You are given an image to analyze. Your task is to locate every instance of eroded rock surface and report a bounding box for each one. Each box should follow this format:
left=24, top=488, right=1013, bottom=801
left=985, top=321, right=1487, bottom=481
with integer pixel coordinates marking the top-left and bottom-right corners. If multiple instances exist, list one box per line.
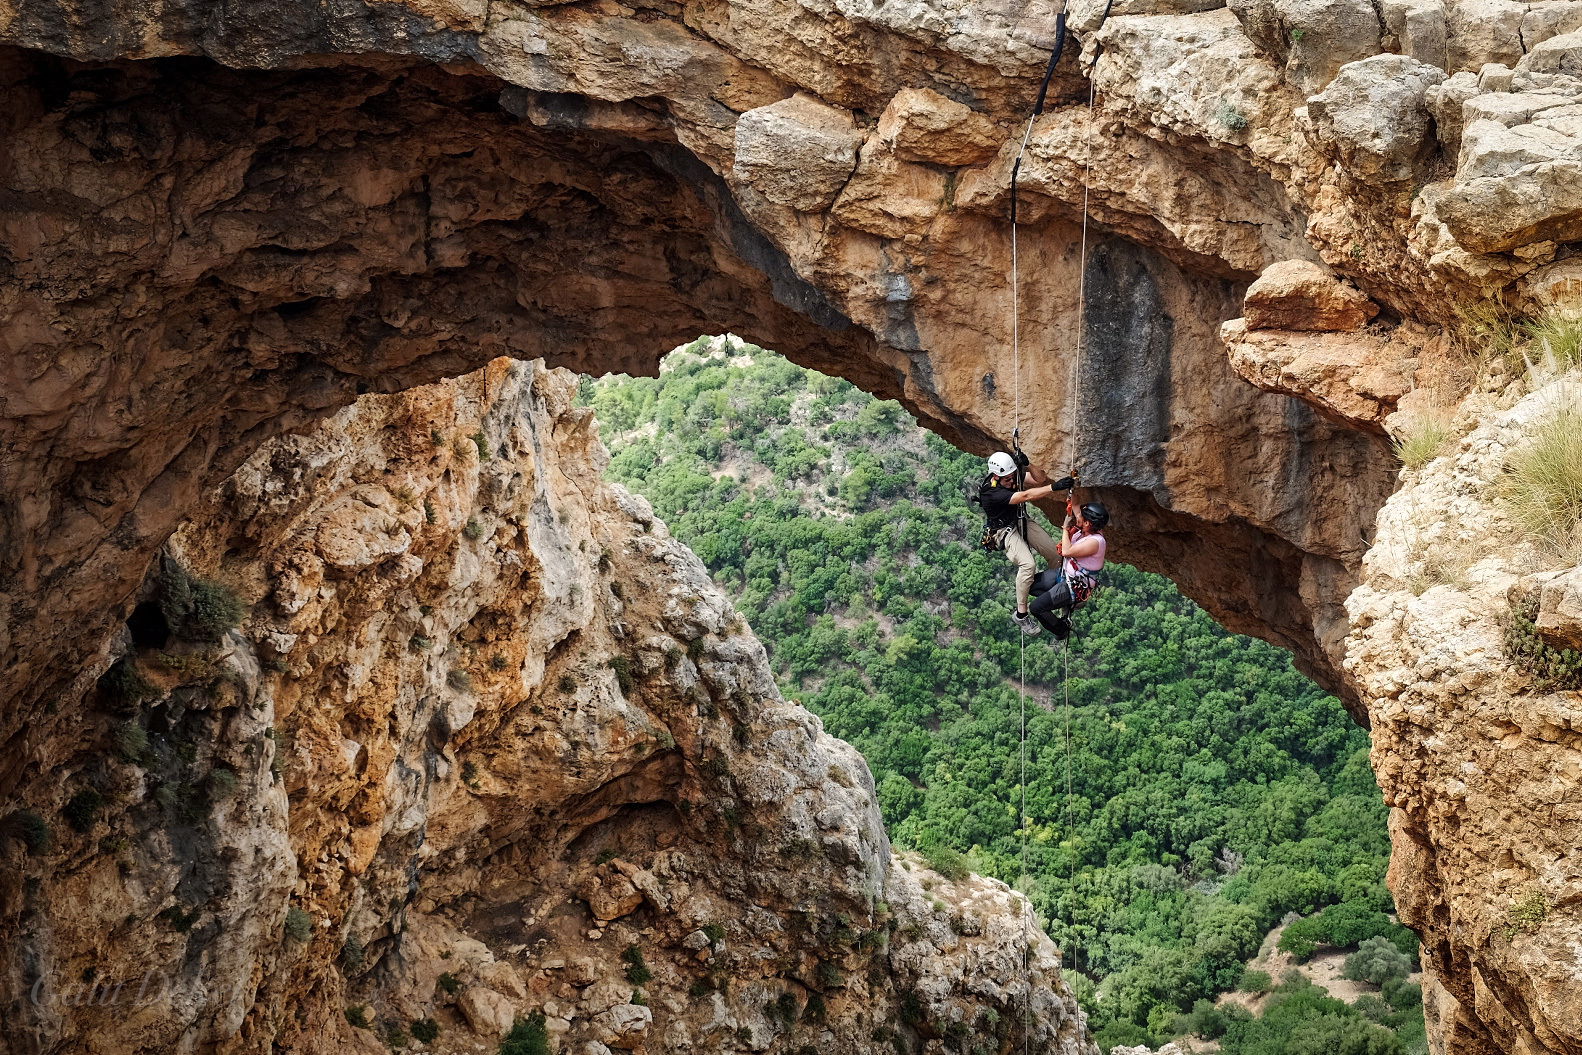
left=2, top=360, right=1091, bottom=1055
left=1348, top=380, right=1582, bottom=1055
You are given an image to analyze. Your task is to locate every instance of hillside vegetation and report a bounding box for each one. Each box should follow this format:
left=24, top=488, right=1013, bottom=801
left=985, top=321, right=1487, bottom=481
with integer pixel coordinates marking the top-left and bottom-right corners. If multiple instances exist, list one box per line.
left=582, top=339, right=1424, bottom=1052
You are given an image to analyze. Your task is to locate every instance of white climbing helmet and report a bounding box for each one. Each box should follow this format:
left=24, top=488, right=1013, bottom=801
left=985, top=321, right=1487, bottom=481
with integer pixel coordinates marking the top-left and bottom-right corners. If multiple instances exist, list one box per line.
left=987, top=451, right=1017, bottom=477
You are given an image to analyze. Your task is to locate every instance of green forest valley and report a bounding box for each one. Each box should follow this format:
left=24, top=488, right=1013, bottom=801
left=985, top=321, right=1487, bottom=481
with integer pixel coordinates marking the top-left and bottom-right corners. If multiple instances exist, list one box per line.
left=581, top=339, right=1427, bottom=1054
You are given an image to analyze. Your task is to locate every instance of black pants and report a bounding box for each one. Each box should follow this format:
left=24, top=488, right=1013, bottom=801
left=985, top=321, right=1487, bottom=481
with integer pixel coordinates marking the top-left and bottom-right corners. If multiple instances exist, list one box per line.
left=1028, top=569, right=1077, bottom=635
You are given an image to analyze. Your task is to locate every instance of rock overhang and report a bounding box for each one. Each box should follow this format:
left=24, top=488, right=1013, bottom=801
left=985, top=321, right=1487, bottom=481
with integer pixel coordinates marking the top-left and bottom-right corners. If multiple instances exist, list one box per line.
left=0, top=25, right=1378, bottom=713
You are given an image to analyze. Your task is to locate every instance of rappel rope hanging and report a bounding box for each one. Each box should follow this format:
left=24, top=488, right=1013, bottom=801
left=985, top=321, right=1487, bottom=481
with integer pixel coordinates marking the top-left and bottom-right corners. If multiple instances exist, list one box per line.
left=1006, top=0, right=1111, bottom=1023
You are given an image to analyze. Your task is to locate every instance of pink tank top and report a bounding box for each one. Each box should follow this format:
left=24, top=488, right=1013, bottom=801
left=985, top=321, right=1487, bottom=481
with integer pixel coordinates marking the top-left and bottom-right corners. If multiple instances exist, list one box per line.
left=1064, top=529, right=1106, bottom=578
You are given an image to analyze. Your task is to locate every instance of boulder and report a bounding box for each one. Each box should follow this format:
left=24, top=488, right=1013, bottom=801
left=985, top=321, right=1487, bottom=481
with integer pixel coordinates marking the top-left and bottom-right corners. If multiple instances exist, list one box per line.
left=830, top=138, right=949, bottom=239
left=1226, top=0, right=1287, bottom=57
left=1381, top=0, right=1448, bottom=70
left=1228, top=0, right=1381, bottom=92
left=591, top=1003, right=652, bottom=1049
left=458, top=987, right=517, bottom=1037
left=1282, top=0, right=1382, bottom=91
left=1243, top=260, right=1379, bottom=331
left=1446, top=0, right=1526, bottom=71
left=478, top=960, right=528, bottom=1001
left=1068, top=0, right=1224, bottom=31
left=313, top=486, right=413, bottom=572
left=1519, top=28, right=1582, bottom=80
left=733, top=94, right=862, bottom=212
left=1222, top=319, right=1412, bottom=431
left=1524, top=258, right=1582, bottom=319
left=1425, top=70, right=1482, bottom=152
left=1439, top=115, right=1582, bottom=252
left=576, top=871, right=644, bottom=923
left=1523, top=3, right=1582, bottom=53
left=1307, top=54, right=1446, bottom=184
left=875, top=87, right=997, bottom=167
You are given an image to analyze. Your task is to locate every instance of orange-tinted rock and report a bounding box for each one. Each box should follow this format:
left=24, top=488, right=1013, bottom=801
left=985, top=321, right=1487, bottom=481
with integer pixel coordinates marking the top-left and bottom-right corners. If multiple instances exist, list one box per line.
left=876, top=87, right=1000, bottom=167
left=0, top=360, right=1089, bottom=1055
left=1222, top=318, right=1415, bottom=431
left=576, top=872, right=645, bottom=923
left=1243, top=260, right=1382, bottom=332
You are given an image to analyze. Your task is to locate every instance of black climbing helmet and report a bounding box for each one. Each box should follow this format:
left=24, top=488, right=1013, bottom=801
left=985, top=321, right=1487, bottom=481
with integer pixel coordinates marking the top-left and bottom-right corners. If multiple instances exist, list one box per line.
left=1080, top=502, right=1109, bottom=530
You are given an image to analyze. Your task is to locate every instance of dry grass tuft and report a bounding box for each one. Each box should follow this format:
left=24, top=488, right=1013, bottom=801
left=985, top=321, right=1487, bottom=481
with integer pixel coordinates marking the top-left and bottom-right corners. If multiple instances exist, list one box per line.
left=1392, top=410, right=1457, bottom=470
left=1502, top=401, right=1582, bottom=563
left=1453, top=300, right=1582, bottom=388
left=1453, top=297, right=1521, bottom=367
left=1404, top=540, right=1474, bottom=597
left=1520, top=314, right=1582, bottom=380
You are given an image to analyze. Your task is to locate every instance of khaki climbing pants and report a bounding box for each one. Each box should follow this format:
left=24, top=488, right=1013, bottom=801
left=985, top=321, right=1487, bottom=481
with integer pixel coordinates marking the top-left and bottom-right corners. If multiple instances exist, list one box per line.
left=1001, top=519, right=1062, bottom=611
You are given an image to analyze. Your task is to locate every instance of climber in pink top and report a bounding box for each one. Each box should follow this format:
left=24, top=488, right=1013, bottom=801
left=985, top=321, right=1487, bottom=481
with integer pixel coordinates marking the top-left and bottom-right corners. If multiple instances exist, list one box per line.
left=1028, top=498, right=1109, bottom=641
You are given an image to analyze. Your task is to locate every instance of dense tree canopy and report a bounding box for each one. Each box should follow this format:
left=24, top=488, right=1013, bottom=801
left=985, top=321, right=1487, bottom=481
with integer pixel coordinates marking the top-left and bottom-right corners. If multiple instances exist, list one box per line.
left=583, top=340, right=1422, bottom=1052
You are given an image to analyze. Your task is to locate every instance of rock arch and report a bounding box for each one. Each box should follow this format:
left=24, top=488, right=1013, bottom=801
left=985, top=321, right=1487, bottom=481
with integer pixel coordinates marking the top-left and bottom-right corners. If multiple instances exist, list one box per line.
left=8, top=4, right=1578, bottom=1051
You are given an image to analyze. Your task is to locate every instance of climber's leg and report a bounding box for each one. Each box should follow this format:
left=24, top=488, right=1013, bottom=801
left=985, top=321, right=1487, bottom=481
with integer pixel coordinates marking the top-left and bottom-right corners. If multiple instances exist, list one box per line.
left=1003, top=529, right=1038, bottom=614
left=1024, top=519, right=1062, bottom=567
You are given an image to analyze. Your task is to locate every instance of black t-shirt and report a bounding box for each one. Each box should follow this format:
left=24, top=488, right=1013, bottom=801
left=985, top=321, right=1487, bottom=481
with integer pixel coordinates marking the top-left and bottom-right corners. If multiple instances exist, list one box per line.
left=978, top=478, right=1020, bottom=530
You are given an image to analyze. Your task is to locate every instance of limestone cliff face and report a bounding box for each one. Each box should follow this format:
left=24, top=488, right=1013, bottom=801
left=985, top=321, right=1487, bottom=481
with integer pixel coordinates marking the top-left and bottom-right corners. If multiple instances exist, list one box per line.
left=3, top=359, right=1091, bottom=1055
left=7, top=2, right=1582, bottom=1054
left=1347, top=377, right=1582, bottom=1055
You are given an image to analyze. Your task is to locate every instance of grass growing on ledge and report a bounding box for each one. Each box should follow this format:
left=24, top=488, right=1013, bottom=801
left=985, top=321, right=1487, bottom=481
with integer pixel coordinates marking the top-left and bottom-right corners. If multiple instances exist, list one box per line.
left=1455, top=301, right=1582, bottom=387
left=1403, top=539, right=1474, bottom=596
left=1391, top=410, right=1456, bottom=470
left=918, top=843, right=970, bottom=882
left=1454, top=298, right=1520, bottom=364
left=11, top=810, right=52, bottom=854
left=622, top=944, right=652, bottom=985
left=608, top=656, right=634, bottom=694
left=1521, top=314, right=1582, bottom=376
left=1502, top=402, right=1582, bottom=562
left=1214, top=100, right=1249, bottom=132
left=159, top=562, right=245, bottom=642
left=62, top=789, right=104, bottom=834
left=284, top=906, right=313, bottom=941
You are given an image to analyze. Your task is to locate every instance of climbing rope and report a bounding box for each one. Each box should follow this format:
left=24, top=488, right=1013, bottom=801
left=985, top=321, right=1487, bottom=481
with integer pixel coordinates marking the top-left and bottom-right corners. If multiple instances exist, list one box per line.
left=1005, top=2, right=1113, bottom=1026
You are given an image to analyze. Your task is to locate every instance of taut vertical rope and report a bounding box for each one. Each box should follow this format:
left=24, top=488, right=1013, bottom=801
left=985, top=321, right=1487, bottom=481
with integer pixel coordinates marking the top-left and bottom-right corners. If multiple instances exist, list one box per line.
left=1008, top=15, right=1071, bottom=1050
left=1006, top=6, right=1113, bottom=1041
left=1064, top=634, right=1074, bottom=966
